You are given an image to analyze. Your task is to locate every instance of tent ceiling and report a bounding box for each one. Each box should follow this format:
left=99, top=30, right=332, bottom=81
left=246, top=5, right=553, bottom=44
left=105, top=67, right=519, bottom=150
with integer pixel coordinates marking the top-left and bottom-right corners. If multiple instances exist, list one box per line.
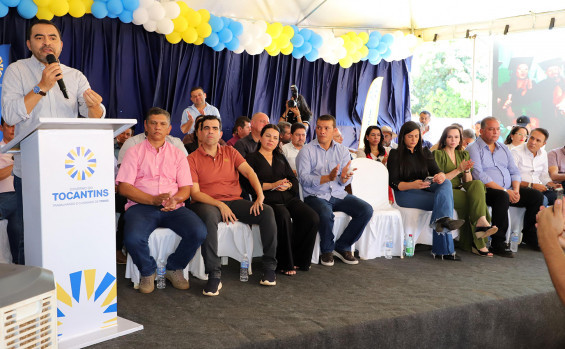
left=184, top=0, right=565, bottom=38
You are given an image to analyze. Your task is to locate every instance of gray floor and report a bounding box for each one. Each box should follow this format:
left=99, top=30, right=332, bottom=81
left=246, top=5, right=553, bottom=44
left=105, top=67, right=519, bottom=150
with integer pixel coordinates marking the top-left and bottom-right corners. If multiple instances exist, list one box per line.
left=89, top=246, right=565, bottom=348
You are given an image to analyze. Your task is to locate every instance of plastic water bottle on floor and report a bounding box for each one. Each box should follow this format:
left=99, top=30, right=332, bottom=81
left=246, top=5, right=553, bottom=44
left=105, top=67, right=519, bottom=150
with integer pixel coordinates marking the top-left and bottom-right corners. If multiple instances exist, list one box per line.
left=240, top=254, right=249, bottom=282
left=510, top=232, right=519, bottom=253
left=385, top=231, right=393, bottom=259
left=405, top=234, right=415, bottom=257
left=156, top=259, right=166, bottom=289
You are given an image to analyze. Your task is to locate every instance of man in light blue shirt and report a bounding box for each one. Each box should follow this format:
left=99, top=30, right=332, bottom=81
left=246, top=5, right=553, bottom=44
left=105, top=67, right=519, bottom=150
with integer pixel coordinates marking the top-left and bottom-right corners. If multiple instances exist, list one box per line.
left=467, top=116, right=544, bottom=257
left=1, top=19, right=106, bottom=264
left=296, top=115, right=373, bottom=266
left=180, top=87, right=220, bottom=134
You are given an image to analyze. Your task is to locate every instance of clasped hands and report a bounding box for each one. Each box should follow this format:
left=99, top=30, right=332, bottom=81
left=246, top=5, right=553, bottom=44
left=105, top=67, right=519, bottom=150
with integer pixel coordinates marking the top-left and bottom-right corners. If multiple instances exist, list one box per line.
left=152, top=192, right=180, bottom=211
left=412, top=173, right=446, bottom=189
left=272, top=178, right=292, bottom=191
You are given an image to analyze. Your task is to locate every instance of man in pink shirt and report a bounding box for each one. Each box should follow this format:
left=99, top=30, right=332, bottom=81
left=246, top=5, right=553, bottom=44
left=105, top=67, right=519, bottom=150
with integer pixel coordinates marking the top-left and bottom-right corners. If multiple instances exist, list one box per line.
left=116, top=108, right=206, bottom=294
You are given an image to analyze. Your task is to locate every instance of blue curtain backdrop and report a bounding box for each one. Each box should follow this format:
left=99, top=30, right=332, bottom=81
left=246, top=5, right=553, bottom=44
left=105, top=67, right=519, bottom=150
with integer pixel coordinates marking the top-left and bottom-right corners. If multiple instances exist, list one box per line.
left=0, top=9, right=411, bottom=144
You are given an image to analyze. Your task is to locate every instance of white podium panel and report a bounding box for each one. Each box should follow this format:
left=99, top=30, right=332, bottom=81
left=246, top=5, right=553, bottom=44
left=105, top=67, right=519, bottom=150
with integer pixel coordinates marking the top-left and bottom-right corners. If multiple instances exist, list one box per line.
left=15, top=120, right=142, bottom=347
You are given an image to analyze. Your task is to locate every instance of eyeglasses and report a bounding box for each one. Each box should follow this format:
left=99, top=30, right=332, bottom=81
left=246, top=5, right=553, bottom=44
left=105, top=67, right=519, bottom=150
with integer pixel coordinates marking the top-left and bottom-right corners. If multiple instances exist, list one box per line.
left=515, top=133, right=528, bottom=138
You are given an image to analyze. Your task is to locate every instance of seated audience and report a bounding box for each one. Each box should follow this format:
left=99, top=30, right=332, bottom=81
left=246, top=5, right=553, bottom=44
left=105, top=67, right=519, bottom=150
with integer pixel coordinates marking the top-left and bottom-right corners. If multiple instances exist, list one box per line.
left=226, top=116, right=251, bottom=147
left=467, top=117, right=544, bottom=256
left=234, top=112, right=269, bottom=158
left=277, top=121, right=292, bottom=145
left=282, top=123, right=307, bottom=174
left=433, top=126, right=497, bottom=257
left=381, top=125, right=398, bottom=152
left=356, top=125, right=388, bottom=164
left=116, top=108, right=206, bottom=294
left=0, top=120, right=23, bottom=264
left=504, top=125, right=529, bottom=150
left=184, top=115, right=205, bottom=154
left=180, top=86, right=220, bottom=134
left=114, top=127, right=133, bottom=159
left=388, top=121, right=464, bottom=260
left=245, top=124, right=319, bottom=275
left=296, top=115, right=373, bottom=266
left=189, top=115, right=278, bottom=296
left=548, top=145, right=565, bottom=186
left=419, top=110, right=433, bottom=143
left=512, top=128, right=562, bottom=206
left=461, top=128, right=476, bottom=149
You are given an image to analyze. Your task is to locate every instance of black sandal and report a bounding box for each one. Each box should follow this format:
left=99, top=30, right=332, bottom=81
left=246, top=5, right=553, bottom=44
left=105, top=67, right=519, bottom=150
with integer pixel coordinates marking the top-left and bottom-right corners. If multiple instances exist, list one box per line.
left=475, top=225, right=498, bottom=239
left=472, top=246, right=493, bottom=257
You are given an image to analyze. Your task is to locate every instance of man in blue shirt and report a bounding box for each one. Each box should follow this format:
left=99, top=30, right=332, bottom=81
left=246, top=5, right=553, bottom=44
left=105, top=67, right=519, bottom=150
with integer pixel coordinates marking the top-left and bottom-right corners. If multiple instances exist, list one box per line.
left=180, top=87, right=220, bottom=135
left=467, top=116, right=544, bottom=257
left=296, top=115, right=373, bottom=266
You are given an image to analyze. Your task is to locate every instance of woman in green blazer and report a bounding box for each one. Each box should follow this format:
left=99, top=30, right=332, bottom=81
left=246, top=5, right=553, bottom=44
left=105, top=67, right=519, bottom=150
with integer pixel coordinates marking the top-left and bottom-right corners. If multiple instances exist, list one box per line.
left=433, top=126, right=498, bottom=256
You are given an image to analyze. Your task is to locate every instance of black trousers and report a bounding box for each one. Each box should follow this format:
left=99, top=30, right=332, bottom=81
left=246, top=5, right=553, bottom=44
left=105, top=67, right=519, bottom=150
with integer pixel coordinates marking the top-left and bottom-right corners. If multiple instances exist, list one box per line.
left=485, top=187, right=544, bottom=247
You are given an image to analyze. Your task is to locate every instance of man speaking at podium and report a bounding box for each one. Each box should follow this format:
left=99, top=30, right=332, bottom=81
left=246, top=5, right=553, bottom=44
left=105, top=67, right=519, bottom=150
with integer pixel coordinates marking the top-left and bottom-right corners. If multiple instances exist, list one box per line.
left=0, top=19, right=106, bottom=264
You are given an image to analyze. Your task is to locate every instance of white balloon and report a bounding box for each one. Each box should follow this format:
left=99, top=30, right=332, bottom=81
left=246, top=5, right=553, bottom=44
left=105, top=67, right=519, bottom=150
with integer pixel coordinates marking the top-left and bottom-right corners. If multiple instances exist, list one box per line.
left=239, top=33, right=252, bottom=47
left=139, top=0, right=152, bottom=8
left=132, top=8, right=149, bottom=25
left=259, top=33, right=272, bottom=48
left=336, top=46, right=347, bottom=59
left=156, top=18, right=174, bottom=35
left=143, top=20, right=157, bottom=32
left=336, top=37, right=344, bottom=46
left=162, top=1, right=180, bottom=19
left=148, top=2, right=165, bottom=21
left=233, top=46, right=245, bottom=54
left=255, top=20, right=267, bottom=34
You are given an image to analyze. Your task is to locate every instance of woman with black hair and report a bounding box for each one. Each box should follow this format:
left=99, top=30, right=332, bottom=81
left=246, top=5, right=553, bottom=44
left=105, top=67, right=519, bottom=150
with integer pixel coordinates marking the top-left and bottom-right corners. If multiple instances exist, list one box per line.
left=387, top=121, right=464, bottom=260
left=356, top=126, right=388, bottom=164
left=504, top=126, right=529, bottom=150
left=245, top=124, right=319, bottom=274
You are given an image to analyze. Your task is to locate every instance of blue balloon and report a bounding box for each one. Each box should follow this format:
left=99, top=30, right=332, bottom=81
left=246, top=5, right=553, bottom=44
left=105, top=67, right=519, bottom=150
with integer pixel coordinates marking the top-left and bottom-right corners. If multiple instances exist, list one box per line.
left=204, top=33, right=220, bottom=47
left=369, top=57, right=382, bottom=65
left=299, top=28, right=312, bottom=41
left=221, top=17, right=231, bottom=28
left=376, top=42, right=388, bottom=54
left=381, top=48, right=392, bottom=59
left=305, top=48, right=318, bottom=62
left=107, top=11, right=118, bottom=18
left=119, top=9, right=133, bottom=23
left=218, top=28, right=233, bottom=43
left=381, top=33, right=394, bottom=46
left=369, top=31, right=382, bottom=41
left=208, top=15, right=224, bottom=32
left=1, top=0, right=20, bottom=7
left=301, top=41, right=312, bottom=55
left=16, top=0, right=36, bottom=19
left=229, top=21, right=243, bottom=37
left=310, top=33, right=322, bottom=49
left=367, top=48, right=379, bottom=61
left=91, top=1, right=108, bottom=19
left=0, top=2, right=8, bottom=18
left=366, top=36, right=379, bottom=49
left=290, top=25, right=299, bottom=34
left=292, top=50, right=304, bottom=60
left=107, top=0, right=123, bottom=15
left=290, top=33, right=304, bottom=47
left=122, top=0, right=138, bottom=12
left=213, top=42, right=225, bottom=52
left=225, top=37, right=239, bottom=51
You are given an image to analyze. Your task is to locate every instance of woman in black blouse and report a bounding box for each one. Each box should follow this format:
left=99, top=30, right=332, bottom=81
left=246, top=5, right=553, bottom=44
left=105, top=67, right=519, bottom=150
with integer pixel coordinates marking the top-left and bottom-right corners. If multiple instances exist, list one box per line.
left=245, top=124, right=319, bottom=274
left=388, top=121, right=464, bottom=260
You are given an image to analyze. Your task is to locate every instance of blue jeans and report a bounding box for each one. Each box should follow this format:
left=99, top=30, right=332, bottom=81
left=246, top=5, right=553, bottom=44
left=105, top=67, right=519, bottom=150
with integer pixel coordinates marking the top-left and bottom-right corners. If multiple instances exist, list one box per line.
left=394, top=181, right=455, bottom=255
left=304, top=194, right=373, bottom=253
left=123, top=204, right=207, bottom=277
left=0, top=190, right=24, bottom=264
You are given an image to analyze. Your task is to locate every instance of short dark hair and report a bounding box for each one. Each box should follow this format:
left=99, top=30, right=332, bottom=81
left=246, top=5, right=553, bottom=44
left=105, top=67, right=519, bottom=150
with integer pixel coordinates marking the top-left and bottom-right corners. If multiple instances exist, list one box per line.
left=438, top=125, right=463, bottom=150
left=291, top=122, right=306, bottom=134
left=420, top=110, right=431, bottom=117
left=27, top=19, right=61, bottom=41
left=462, top=129, right=475, bottom=139
left=233, top=116, right=250, bottom=133
left=199, top=115, right=222, bottom=130
left=190, top=86, right=204, bottom=94
left=145, top=107, right=170, bottom=123
left=480, top=116, right=498, bottom=129
left=317, top=114, right=336, bottom=128
left=1, top=118, right=6, bottom=126
left=277, top=121, right=291, bottom=132
left=531, top=128, right=549, bottom=142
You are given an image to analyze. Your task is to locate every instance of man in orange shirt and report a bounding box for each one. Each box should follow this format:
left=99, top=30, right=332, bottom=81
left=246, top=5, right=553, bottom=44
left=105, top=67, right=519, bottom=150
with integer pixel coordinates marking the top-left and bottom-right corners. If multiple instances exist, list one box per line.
left=189, top=115, right=277, bottom=296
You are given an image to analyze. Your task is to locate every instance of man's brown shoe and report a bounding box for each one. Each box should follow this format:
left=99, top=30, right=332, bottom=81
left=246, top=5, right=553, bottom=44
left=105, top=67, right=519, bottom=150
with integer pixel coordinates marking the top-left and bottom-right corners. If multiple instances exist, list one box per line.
left=165, top=270, right=189, bottom=290
left=333, top=250, right=359, bottom=265
left=139, top=272, right=156, bottom=294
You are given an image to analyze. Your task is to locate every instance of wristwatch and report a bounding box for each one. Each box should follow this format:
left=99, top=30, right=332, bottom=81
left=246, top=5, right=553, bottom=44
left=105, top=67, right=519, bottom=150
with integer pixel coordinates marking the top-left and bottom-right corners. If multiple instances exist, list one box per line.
left=33, top=85, right=46, bottom=96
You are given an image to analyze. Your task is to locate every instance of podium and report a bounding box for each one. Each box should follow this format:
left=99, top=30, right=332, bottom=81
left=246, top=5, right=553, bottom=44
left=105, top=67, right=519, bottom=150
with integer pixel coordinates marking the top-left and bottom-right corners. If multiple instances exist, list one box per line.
left=1, top=118, right=143, bottom=348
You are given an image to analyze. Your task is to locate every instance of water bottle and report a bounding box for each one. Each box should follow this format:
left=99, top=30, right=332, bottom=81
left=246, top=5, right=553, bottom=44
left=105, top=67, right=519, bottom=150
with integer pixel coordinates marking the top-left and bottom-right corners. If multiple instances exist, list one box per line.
left=156, top=259, right=166, bottom=289
left=240, top=254, right=249, bottom=282
left=385, top=231, right=393, bottom=259
left=510, top=232, right=519, bottom=253
left=405, top=234, right=415, bottom=257
left=401, top=238, right=407, bottom=259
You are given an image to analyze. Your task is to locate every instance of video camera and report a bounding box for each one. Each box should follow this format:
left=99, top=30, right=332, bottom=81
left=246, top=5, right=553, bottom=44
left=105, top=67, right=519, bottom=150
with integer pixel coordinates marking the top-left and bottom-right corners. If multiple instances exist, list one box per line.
left=287, top=85, right=299, bottom=108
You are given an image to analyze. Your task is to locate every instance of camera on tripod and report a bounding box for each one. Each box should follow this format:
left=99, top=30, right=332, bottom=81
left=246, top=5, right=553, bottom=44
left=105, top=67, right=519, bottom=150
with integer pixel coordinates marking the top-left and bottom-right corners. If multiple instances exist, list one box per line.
left=287, top=85, right=299, bottom=108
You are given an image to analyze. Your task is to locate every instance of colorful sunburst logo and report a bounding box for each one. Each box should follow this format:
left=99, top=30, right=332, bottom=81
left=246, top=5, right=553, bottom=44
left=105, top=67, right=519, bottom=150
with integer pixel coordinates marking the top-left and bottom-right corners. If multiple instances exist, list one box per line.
left=56, top=270, right=117, bottom=337
left=65, top=147, right=96, bottom=180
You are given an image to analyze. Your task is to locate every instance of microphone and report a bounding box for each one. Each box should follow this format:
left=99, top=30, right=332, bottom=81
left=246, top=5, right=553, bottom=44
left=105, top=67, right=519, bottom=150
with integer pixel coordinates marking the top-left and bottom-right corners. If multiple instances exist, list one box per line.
left=46, top=54, right=69, bottom=99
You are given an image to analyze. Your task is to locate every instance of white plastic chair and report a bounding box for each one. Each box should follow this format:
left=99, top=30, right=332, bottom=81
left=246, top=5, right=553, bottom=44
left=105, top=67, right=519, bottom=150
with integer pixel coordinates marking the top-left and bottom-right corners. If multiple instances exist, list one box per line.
left=350, top=158, right=404, bottom=258
left=487, top=206, right=526, bottom=243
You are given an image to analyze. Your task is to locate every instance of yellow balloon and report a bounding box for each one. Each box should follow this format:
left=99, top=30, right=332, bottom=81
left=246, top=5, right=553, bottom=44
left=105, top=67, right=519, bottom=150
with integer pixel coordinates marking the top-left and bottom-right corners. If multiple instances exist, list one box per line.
left=197, top=8, right=210, bottom=23
left=34, top=0, right=51, bottom=8
left=196, top=22, right=212, bottom=38
left=265, top=41, right=278, bottom=52
left=50, top=0, right=69, bottom=17
left=347, top=31, right=357, bottom=40
left=186, top=8, right=201, bottom=27
left=358, top=32, right=369, bottom=44
left=177, top=1, right=188, bottom=16
left=166, top=32, right=182, bottom=44
left=267, top=47, right=280, bottom=56
left=359, top=45, right=369, bottom=57
left=193, top=37, right=204, bottom=45
left=267, top=22, right=283, bottom=38
left=353, top=36, right=363, bottom=49
left=344, top=41, right=355, bottom=53
left=36, top=6, right=54, bottom=20
left=280, top=43, right=293, bottom=55
left=351, top=51, right=362, bottom=63
left=172, top=16, right=188, bottom=33
left=339, top=56, right=353, bottom=68
left=182, top=27, right=198, bottom=43
left=276, top=33, right=289, bottom=47
left=282, top=25, right=294, bottom=38
left=83, top=0, right=93, bottom=14
left=68, top=0, right=86, bottom=17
